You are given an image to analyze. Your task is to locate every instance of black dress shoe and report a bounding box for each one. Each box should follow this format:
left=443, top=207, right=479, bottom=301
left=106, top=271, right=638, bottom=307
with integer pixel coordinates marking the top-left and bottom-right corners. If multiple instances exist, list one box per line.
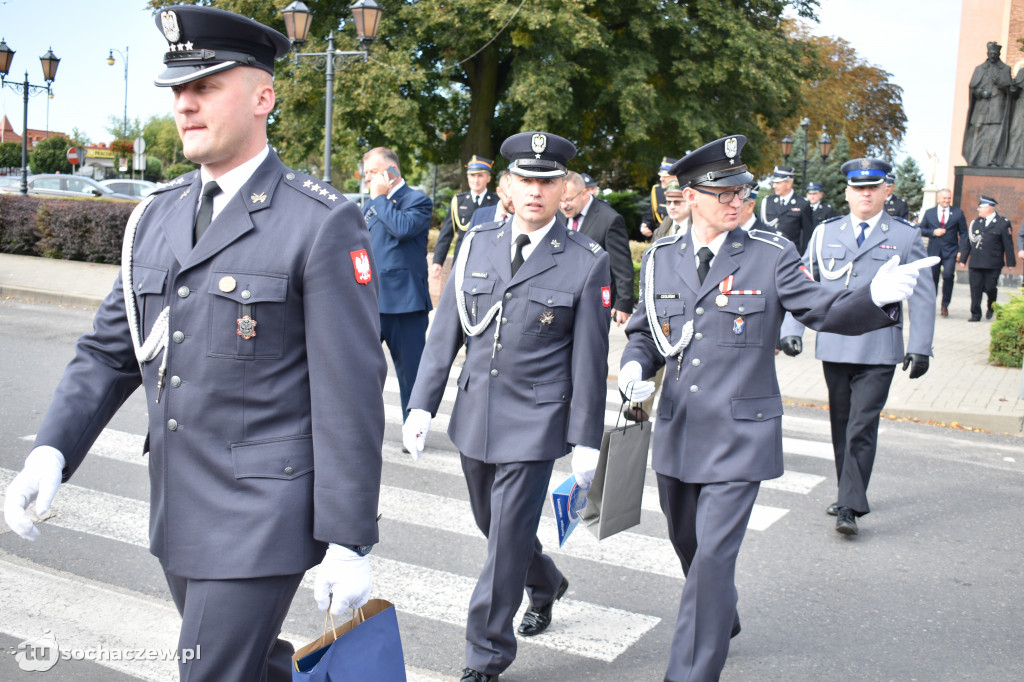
left=460, top=667, right=498, bottom=682
left=835, top=507, right=858, bottom=536
left=986, top=307, right=994, bottom=320
left=731, top=617, right=741, bottom=639
left=968, top=316, right=981, bottom=322
left=517, top=577, right=569, bottom=637
left=826, top=502, right=839, bottom=516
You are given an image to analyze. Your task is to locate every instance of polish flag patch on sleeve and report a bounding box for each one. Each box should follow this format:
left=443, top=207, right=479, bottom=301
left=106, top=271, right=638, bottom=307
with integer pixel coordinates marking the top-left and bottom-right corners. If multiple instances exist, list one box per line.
left=799, top=265, right=814, bottom=281
left=350, top=249, right=372, bottom=285
left=601, top=286, right=611, bottom=307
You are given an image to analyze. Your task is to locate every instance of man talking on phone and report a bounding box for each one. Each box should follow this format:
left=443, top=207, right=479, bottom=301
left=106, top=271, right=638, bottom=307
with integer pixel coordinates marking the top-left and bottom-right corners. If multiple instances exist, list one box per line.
left=362, top=147, right=433, bottom=416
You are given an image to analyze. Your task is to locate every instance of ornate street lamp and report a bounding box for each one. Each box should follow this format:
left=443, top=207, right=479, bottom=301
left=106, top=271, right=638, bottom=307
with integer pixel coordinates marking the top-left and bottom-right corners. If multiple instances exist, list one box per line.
left=282, top=0, right=382, bottom=182
left=818, top=130, right=833, bottom=161
left=0, top=40, right=60, bottom=195
left=780, top=134, right=793, bottom=164
left=107, top=47, right=129, bottom=141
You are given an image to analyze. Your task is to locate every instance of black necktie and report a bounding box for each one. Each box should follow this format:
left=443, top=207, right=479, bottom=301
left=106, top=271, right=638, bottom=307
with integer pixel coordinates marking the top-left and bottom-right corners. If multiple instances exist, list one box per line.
left=193, top=181, right=221, bottom=245
left=697, top=247, right=714, bottom=284
left=511, top=234, right=531, bottom=276
left=857, top=221, right=868, bottom=247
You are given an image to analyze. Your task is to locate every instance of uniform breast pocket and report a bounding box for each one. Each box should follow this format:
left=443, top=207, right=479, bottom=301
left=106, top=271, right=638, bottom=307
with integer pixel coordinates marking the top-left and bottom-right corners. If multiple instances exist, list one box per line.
left=820, top=245, right=846, bottom=263
left=653, top=297, right=686, bottom=345
left=208, top=271, right=288, bottom=360
left=461, top=278, right=495, bottom=326
left=523, top=286, right=575, bottom=337
left=718, top=296, right=766, bottom=347
left=132, top=263, right=168, bottom=337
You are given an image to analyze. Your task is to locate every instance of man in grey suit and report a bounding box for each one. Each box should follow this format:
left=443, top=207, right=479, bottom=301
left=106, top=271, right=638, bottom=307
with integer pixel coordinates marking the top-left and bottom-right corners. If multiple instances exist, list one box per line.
left=780, top=158, right=937, bottom=536
left=3, top=7, right=386, bottom=680
left=621, top=137, right=934, bottom=681
left=403, top=132, right=611, bottom=682
left=561, top=170, right=635, bottom=325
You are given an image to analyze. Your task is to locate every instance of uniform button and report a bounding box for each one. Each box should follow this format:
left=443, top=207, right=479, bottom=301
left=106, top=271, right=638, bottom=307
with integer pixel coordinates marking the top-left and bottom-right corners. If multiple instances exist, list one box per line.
left=172, top=331, right=185, bottom=343
left=696, top=307, right=705, bottom=315
left=689, top=385, right=698, bottom=393
left=496, top=343, right=503, bottom=351
left=490, top=369, right=499, bottom=377
left=170, top=376, right=182, bottom=388
left=167, top=419, right=178, bottom=431
left=241, top=289, right=252, bottom=299
left=695, top=332, right=703, bottom=340
left=756, top=412, right=764, bottom=420
left=501, top=317, right=508, bottom=324
left=547, top=298, right=553, bottom=304
left=177, top=286, right=190, bottom=298
left=135, top=283, right=142, bottom=291
left=471, top=286, right=477, bottom=293
left=738, top=305, right=745, bottom=313
left=283, top=466, right=294, bottom=475
left=852, top=272, right=858, bottom=277
left=692, top=358, right=701, bottom=366
left=505, top=292, right=513, bottom=300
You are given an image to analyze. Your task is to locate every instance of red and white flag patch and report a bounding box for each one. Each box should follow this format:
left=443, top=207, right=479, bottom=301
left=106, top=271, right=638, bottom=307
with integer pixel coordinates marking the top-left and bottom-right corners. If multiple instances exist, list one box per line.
left=799, top=265, right=814, bottom=281
left=601, top=286, right=611, bottom=308
left=350, top=249, right=372, bottom=285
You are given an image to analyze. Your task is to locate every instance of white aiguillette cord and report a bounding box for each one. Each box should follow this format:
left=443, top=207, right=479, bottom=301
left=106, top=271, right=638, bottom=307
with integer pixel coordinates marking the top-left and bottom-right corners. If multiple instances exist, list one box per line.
left=120, top=195, right=172, bottom=402
left=454, top=229, right=504, bottom=357
left=644, top=238, right=693, bottom=359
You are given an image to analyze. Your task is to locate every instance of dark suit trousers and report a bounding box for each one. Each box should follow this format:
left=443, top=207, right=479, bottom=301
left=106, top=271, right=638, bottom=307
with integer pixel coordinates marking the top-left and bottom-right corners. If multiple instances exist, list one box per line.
left=931, top=251, right=958, bottom=307
left=657, top=475, right=759, bottom=682
left=461, top=455, right=562, bottom=675
left=968, top=267, right=1000, bottom=318
left=164, top=570, right=304, bottom=682
left=380, top=310, right=429, bottom=414
left=822, top=362, right=895, bottom=515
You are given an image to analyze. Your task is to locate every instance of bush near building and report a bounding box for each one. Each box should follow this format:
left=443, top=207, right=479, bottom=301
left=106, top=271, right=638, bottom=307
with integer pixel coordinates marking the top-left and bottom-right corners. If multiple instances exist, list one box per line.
left=989, top=289, right=1024, bottom=368
left=0, top=194, right=134, bottom=264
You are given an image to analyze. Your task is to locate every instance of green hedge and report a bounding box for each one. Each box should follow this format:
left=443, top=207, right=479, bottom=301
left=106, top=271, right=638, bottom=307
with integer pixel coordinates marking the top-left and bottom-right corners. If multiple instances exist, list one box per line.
left=0, top=194, right=136, bottom=264
left=989, top=288, right=1024, bottom=368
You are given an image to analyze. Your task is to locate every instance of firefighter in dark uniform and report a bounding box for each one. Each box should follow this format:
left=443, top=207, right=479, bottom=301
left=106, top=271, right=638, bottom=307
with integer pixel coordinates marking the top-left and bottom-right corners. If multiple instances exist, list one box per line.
left=959, top=195, right=1016, bottom=320
left=639, top=156, right=677, bottom=238
left=806, top=181, right=836, bottom=225
left=430, top=155, right=499, bottom=281
left=759, top=165, right=814, bottom=253
left=883, top=173, right=910, bottom=220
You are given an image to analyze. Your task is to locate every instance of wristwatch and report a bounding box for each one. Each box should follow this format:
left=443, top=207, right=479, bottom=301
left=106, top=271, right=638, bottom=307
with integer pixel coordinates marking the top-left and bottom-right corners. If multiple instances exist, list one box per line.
left=342, top=544, right=373, bottom=557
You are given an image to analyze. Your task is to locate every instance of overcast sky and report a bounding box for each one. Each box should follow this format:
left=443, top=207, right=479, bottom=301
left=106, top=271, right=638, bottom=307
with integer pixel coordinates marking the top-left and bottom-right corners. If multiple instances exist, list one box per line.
left=0, top=0, right=961, bottom=175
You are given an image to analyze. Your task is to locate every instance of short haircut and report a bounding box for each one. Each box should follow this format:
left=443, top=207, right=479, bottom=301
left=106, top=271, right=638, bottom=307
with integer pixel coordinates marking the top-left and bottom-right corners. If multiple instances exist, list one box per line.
left=363, top=146, right=400, bottom=173
left=564, top=171, right=584, bottom=191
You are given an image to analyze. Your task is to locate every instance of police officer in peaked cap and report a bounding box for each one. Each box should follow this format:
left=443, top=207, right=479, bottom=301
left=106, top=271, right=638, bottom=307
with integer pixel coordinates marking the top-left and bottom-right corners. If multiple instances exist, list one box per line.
left=431, top=154, right=499, bottom=281
left=4, top=6, right=387, bottom=680
left=781, top=157, right=936, bottom=537
left=621, top=137, right=932, bottom=681
left=761, top=164, right=815, bottom=253
left=405, top=131, right=611, bottom=682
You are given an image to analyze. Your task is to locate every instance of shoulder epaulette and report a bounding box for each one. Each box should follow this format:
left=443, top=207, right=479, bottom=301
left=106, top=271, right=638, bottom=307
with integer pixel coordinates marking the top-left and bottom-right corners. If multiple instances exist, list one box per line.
left=748, top=229, right=787, bottom=249
left=283, top=172, right=342, bottom=207
left=886, top=215, right=917, bottom=230
left=819, top=214, right=845, bottom=226
left=470, top=220, right=502, bottom=233
left=153, top=170, right=198, bottom=193
left=565, top=228, right=604, bottom=256
left=652, top=233, right=683, bottom=247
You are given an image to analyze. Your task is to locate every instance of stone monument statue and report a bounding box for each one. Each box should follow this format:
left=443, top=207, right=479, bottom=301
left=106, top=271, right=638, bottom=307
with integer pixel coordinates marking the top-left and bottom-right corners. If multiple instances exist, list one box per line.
left=963, top=42, right=1013, bottom=167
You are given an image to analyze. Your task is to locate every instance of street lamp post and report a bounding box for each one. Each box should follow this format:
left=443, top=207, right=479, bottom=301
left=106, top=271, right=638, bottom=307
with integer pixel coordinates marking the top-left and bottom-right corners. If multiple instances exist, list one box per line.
left=281, top=0, right=382, bottom=183
left=107, top=47, right=129, bottom=141
left=0, top=40, right=60, bottom=195
left=780, top=119, right=834, bottom=187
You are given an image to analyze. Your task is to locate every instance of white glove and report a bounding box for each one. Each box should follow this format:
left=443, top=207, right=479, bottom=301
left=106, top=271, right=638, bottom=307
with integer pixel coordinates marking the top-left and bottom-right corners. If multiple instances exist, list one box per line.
left=571, top=445, right=601, bottom=488
left=618, top=361, right=655, bottom=402
left=402, top=409, right=432, bottom=461
left=4, top=446, right=65, bottom=541
left=869, top=255, right=940, bottom=306
left=313, top=543, right=372, bottom=616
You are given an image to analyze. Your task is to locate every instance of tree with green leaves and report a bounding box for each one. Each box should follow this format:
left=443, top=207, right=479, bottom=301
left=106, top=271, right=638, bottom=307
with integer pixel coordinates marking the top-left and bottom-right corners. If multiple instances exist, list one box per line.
left=894, top=156, right=925, bottom=217
left=0, top=141, right=20, bottom=170
left=29, top=134, right=73, bottom=174
left=149, top=0, right=822, bottom=191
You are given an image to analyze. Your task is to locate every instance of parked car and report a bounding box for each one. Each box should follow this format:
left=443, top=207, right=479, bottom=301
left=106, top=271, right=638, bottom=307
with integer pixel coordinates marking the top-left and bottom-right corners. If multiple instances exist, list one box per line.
left=24, top=174, right=138, bottom=201
left=100, top=178, right=158, bottom=198
left=0, top=175, right=21, bottom=194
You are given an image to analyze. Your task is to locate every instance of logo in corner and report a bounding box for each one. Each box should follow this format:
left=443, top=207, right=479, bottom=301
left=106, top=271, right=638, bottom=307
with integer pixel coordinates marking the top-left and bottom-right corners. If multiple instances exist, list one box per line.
left=351, top=249, right=372, bottom=285
left=14, top=629, right=59, bottom=672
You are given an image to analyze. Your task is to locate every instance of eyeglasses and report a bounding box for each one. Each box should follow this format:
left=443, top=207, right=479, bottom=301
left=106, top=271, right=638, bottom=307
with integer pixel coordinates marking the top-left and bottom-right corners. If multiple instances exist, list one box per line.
left=692, top=185, right=751, bottom=204
left=562, top=191, right=584, bottom=203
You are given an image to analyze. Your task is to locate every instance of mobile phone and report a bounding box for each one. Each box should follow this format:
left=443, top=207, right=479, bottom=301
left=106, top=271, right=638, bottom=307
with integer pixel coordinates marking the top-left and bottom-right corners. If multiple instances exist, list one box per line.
left=385, top=165, right=399, bottom=181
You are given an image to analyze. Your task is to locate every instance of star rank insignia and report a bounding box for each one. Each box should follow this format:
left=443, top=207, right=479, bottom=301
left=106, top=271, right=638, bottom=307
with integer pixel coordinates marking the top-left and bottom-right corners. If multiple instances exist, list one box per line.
left=303, top=179, right=313, bottom=188
left=250, top=192, right=267, bottom=204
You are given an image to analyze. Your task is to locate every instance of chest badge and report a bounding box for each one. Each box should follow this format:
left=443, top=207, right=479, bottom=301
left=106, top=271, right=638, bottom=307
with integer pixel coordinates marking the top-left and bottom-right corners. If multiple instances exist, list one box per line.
left=662, top=321, right=671, bottom=336
left=219, top=276, right=237, bottom=293
left=539, top=311, right=555, bottom=326
left=236, top=316, right=257, bottom=340
left=733, top=316, right=744, bottom=335
left=716, top=294, right=729, bottom=307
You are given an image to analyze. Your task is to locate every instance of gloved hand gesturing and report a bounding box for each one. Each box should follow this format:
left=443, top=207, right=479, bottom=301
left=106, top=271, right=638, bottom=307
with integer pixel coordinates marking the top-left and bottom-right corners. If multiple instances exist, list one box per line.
left=869, top=255, right=940, bottom=306
left=902, top=353, right=930, bottom=379
left=570, top=445, right=601, bottom=489
left=313, top=544, right=372, bottom=617
left=402, top=409, right=432, bottom=461
left=4, top=446, right=64, bottom=541
left=618, top=361, right=655, bottom=403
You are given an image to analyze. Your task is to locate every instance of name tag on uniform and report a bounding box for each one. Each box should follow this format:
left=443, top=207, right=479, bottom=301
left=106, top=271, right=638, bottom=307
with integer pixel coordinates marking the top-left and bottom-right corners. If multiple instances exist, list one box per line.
left=471, top=272, right=489, bottom=278
left=656, top=293, right=680, bottom=299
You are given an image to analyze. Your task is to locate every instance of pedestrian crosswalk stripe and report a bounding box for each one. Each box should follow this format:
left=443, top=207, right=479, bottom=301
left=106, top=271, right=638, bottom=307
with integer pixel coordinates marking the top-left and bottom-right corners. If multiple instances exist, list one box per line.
left=0, top=468, right=660, bottom=663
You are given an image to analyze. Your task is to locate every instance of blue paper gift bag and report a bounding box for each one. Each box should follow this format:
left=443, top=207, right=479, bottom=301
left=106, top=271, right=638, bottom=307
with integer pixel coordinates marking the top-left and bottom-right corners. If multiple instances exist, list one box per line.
left=292, top=598, right=407, bottom=681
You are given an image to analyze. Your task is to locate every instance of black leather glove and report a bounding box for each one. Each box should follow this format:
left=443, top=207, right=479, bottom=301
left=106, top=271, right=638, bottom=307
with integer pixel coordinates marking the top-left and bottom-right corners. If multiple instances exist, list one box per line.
left=779, top=336, right=803, bottom=357
left=902, top=353, right=929, bottom=379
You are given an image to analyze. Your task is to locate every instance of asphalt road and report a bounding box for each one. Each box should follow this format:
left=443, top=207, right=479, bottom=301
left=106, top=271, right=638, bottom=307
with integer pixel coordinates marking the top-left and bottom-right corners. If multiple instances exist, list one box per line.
left=1, top=297, right=1021, bottom=681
